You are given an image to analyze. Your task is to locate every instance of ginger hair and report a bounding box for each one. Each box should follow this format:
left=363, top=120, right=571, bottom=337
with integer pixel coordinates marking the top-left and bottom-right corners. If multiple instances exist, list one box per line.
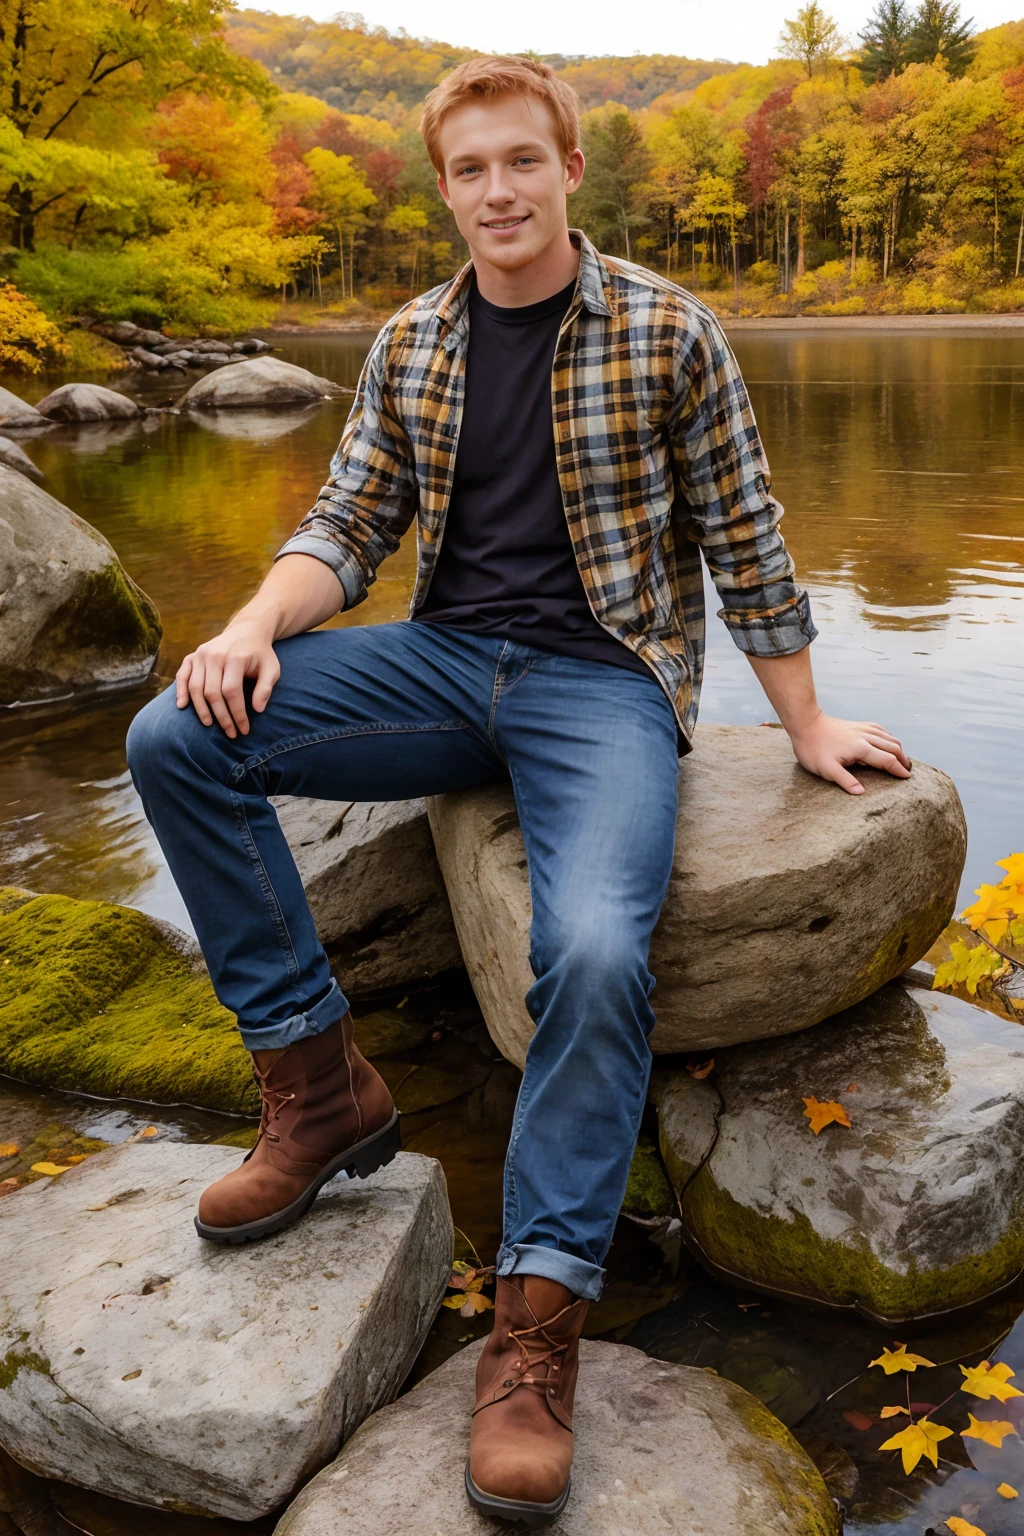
left=420, top=56, right=581, bottom=176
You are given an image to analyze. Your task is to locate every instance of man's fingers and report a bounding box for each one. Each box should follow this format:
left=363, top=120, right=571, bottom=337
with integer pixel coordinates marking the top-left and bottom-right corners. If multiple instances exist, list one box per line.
left=857, top=743, right=912, bottom=778
left=176, top=655, right=194, bottom=708
left=221, top=658, right=250, bottom=735
left=195, top=658, right=237, bottom=738
left=829, top=762, right=865, bottom=795
left=251, top=652, right=280, bottom=713
left=186, top=659, right=214, bottom=727
left=864, top=731, right=912, bottom=769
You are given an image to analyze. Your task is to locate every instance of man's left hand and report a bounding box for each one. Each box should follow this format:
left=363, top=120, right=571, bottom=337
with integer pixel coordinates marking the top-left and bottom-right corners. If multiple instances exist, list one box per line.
left=787, top=715, right=912, bottom=796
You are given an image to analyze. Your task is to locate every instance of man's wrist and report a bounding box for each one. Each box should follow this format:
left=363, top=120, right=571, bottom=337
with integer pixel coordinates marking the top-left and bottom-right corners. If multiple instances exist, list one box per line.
left=224, top=607, right=283, bottom=643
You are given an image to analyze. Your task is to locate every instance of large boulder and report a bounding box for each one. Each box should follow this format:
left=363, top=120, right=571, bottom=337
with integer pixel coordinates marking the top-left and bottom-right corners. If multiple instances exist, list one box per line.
left=0, top=384, right=48, bottom=430
left=0, top=434, right=42, bottom=482
left=182, top=357, right=344, bottom=409
left=655, top=976, right=1024, bottom=1324
left=428, top=724, right=965, bottom=1067
left=276, top=796, right=463, bottom=995
left=34, top=383, right=139, bottom=422
left=0, top=887, right=255, bottom=1111
left=0, top=465, right=161, bottom=705
left=274, top=1337, right=839, bottom=1536
left=0, top=1143, right=452, bottom=1520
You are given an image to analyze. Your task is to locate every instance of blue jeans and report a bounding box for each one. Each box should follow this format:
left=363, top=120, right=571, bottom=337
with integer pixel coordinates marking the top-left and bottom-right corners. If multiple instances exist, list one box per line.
left=127, top=622, right=679, bottom=1300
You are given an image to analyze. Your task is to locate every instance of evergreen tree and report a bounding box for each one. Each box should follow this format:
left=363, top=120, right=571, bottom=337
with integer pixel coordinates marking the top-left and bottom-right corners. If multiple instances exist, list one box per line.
left=858, top=0, right=913, bottom=82
left=907, top=0, right=976, bottom=77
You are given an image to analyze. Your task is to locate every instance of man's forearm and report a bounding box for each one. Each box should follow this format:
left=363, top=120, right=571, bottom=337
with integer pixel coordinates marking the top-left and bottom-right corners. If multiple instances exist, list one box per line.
left=744, top=646, right=821, bottom=738
left=229, top=554, right=345, bottom=642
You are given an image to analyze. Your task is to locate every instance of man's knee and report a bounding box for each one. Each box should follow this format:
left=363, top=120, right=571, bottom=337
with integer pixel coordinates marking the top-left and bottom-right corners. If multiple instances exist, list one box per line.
left=534, top=914, right=650, bottom=1006
left=125, top=687, right=199, bottom=791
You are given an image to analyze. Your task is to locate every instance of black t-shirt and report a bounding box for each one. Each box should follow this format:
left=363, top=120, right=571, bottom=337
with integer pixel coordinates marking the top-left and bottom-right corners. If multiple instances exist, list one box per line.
left=416, top=275, right=649, bottom=676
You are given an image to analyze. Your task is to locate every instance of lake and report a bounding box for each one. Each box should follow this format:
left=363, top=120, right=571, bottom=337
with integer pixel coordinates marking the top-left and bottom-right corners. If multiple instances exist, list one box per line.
left=1, top=324, right=1023, bottom=1534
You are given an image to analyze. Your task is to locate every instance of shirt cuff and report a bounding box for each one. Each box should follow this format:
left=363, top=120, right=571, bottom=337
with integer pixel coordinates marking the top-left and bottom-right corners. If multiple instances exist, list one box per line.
left=718, top=590, right=818, bottom=657
left=274, top=533, right=368, bottom=611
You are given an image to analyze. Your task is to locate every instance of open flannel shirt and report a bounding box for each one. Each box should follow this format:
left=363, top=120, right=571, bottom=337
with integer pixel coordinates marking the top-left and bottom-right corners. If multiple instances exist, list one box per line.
left=278, top=231, right=817, bottom=746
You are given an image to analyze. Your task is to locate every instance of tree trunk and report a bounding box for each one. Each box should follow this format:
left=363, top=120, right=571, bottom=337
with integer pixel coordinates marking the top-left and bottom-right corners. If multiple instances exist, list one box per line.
left=850, top=222, right=857, bottom=278
left=349, top=232, right=355, bottom=298
left=994, top=181, right=1000, bottom=266
left=783, top=208, right=791, bottom=292
left=1015, top=206, right=1024, bottom=278
left=336, top=226, right=346, bottom=298
left=796, top=195, right=805, bottom=278
left=731, top=211, right=740, bottom=317
left=623, top=205, right=631, bottom=262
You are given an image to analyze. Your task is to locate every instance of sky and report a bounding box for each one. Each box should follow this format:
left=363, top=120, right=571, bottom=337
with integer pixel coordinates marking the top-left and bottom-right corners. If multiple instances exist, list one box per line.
left=256, top=0, right=1019, bottom=65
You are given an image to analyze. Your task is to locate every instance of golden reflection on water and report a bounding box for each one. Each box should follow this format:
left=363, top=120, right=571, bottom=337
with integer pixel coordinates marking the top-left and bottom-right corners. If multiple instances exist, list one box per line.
left=1, top=330, right=1022, bottom=922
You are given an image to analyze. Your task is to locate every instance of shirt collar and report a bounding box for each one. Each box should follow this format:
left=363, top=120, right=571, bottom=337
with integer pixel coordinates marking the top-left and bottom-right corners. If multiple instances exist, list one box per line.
left=433, top=229, right=612, bottom=344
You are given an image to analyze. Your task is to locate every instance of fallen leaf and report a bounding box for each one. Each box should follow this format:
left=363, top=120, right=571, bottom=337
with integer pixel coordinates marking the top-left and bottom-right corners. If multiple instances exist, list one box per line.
left=687, top=1058, right=715, bottom=1079
left=121, top=1370, right=141, bottom=1381
left=66, top=1154, right=90, bottom=1165
left=0, top=1142, right=19, bottom=1157
left=960, top=1360, right=1024, bottom=1403
left=843, top=1409, right=874, bottom=1431
left=802, top=1096, right=852, bottom=1134
left=0, top=1179, right=19, bottom=1197
left=30, top=1162, right=70, bottom=1177
left=140, top=1126, right=159, bottom=1139
left=461, top=1294, right=494, bottom=1318
left=879, top=1416, right=953, bottom=1473
left=946, top=1519, right=986, bottom=1536
left=997, top=1482, right=1019, bottom=1497
left=881, top=1405, right=910, bottom=1418
left=961, top=1414, right=1015, bottom=1448
left=870, top=1343, right=935, bottom=1374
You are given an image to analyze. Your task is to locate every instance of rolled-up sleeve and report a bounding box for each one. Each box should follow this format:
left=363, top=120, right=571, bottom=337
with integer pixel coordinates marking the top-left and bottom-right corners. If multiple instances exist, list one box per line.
left=275, top=322, right=418, bottom=610
left=670, top=315, right=817, bottom=657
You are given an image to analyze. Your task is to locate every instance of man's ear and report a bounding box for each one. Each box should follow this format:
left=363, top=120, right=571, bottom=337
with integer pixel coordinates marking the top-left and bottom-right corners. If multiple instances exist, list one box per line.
left=565, top=148, right=585, bottom=197
left=437, top=172, right=452, bottom=210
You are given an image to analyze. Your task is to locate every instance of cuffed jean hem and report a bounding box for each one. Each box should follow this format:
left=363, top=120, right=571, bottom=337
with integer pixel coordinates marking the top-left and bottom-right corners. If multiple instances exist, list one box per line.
left=496, top=1242, right=605, bottom=1303
left=236, top=976, right=350, bottom=1052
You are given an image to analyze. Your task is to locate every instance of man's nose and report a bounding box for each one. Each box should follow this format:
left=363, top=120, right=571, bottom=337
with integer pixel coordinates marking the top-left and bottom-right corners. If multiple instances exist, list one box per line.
left=483, top=170, right=516, bottom=204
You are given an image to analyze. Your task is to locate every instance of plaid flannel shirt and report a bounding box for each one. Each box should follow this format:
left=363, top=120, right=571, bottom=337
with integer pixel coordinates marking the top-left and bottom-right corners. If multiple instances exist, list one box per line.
left=278, top=231, right=816, bottom=744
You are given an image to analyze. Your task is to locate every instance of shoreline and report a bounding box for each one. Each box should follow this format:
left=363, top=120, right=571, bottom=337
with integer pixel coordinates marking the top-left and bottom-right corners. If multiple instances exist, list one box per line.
left=269, top=311, right=1024, bottom=338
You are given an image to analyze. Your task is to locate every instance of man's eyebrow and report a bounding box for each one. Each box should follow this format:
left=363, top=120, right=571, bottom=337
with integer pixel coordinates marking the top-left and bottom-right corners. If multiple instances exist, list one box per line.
left=447, top=141, right=549, bottom=167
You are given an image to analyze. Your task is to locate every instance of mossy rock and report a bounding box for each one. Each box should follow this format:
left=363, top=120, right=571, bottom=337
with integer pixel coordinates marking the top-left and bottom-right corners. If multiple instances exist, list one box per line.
left=353, top=1008, right=431, bottom=1058
left=0, top=888, right=256, bottom=1113
left=622, top=1134, right=676, bottom=1220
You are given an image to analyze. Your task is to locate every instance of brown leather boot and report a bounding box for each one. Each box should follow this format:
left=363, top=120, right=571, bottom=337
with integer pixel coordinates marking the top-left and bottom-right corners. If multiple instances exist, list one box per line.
left=194, top=1012, right=399, bottom=1244
left=465, top=1275, right=590, bottom=1527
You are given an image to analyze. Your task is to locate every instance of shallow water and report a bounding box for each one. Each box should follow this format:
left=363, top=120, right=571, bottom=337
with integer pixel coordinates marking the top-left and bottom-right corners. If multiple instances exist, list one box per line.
left=2, top=328, right=1024, bottom=1532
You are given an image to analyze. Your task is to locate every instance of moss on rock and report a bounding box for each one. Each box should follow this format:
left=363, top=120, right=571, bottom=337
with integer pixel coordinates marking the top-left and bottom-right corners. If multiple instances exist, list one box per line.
left=622, top=1135, right=676, bottom=1220
left=0, top=889, right=256, bottom=1113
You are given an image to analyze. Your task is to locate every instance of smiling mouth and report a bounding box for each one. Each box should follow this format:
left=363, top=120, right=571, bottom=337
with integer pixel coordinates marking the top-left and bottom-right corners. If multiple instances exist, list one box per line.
left=482, top=215, right=530, bottom=230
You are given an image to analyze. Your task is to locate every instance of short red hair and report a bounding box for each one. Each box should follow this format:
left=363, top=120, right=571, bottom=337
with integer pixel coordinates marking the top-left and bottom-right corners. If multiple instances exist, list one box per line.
left=420, top=56, right=581, bottom=176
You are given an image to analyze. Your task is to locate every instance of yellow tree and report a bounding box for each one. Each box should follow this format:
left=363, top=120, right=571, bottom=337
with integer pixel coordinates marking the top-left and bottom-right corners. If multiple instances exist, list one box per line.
left=384, top=202, right=429, bottom=295
left=303, top=146, right=376, bottom=297
left=779, top=4, right=847, bottom=78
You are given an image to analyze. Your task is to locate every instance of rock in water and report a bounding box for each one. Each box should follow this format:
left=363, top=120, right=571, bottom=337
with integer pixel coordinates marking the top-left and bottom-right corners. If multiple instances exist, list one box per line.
left=275, top=797, right=462, bottom=994
left=182, top=357, right=343, bottom=409
left=273, top=1338, right=839, bottom=1536
left=0, top=434, right=43, bottom=482
left=0, top=466, right=161, bottom=705
left=655, top=977, right=1024, bottom=1322
left=428, top=724, right=965, bottom=1067
left=0, top=384, right=48, bottom=430
left=0, top=1143, right=452, bottom=1520
left=34, top=383, right=140, bottom=422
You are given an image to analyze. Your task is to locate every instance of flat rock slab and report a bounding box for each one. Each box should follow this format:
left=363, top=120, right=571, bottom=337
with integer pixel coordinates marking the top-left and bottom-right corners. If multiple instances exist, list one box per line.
left=275, top=1337, right=839, bottom=1536
left=182, top=357, right=342, bottom=408
left=34, top=383, right=139, bottom=421
left=0, top=465, right=161, bottom=706
left=275, top=796, right=462, bottom=994
left=655, top=978, right=1024, bottom=1323
left=0, top=1143, right=452, bottom=1519
left=0, top=385, right=47, bottom=430
left=428, top=723, right=965, bottom=1066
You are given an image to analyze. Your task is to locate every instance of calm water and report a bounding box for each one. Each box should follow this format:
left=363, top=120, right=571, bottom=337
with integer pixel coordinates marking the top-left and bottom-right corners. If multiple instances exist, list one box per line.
left=2, top=327, right=1024, bottom=1534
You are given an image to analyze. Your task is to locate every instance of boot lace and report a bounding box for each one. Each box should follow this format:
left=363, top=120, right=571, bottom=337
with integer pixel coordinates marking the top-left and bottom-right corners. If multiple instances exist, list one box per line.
left=252, top=1063, right=295, bottom=1146
left=502, top=1313, right=574, bottom=1398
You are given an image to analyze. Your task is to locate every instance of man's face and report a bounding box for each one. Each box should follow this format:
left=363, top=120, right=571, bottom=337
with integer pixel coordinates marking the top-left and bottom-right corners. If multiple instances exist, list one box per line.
left=436, top=93, right=585, bottom=273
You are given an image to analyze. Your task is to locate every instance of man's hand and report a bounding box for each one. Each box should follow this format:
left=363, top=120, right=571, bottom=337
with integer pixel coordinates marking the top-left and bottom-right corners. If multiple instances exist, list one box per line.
left=787, top=713, right=911, bottom=796
left=176, top=618, right=280, bottom=739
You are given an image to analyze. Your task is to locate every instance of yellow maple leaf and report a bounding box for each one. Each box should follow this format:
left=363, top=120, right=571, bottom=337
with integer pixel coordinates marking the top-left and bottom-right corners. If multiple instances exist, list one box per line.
left=880, top=1405, right=909, bottom=1418
left=995, top=854, right=1024, bottom=889
left=802, top=1096, right=852, bottom=1134
left=997, top=1482, right=1019, bottom=1498
left=962, top=883, right=1018, bottom=934
left=946, top=1518, right=986, bottom=1536
left=959, top=1360, right=1024, bottom=1403
left=879, top=1416, right=953, bottom=1473
left=0, top=1142, right=19, bottom=1158
left=961, top=1414, right=1015, bottom=1448
left=871, top=1343, right=936, bottom=1374
left=30, top=1162, right=70, bottom=1177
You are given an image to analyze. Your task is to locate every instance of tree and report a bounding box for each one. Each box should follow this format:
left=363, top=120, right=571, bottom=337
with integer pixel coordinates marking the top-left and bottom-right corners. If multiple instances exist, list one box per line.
left=303, top=145, right=375, bottom=296
left=778, top=4, right=845, bottom=78
left=907, top=0, right=976, bottom=77
left=574, top=104, right=654, bottom=259
left=858, top=0, right=914, bottom=82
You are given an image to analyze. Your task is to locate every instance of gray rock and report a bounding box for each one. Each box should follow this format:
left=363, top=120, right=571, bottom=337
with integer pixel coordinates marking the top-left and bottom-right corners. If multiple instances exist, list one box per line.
left=0, top=465, right=161, bottom=705
left=190, top=339, right=232, bottom=354
left=428, top=724, right=965, bottom=1067
left=238, top=337, right=271, bottom=354
left=133, top=327, right=168, bottom=349
left=275, top=797, right=463, bottom=995
left=129, top=347, right=169, bottom=370
left=655, top=977, right=1024, bottom=1323
left=0, top=384, right=46, bottom=430
left=182, top=356, right=343, bottom=409
left=34, top=383, right=139, bottom=423
left=0, top=1143, right=453, bottom=1520
left=94, top=320, right=141, bottom=344
left=0, top=435, right=42, bottom=483
left=274, top=1337, right=839, bottom=1536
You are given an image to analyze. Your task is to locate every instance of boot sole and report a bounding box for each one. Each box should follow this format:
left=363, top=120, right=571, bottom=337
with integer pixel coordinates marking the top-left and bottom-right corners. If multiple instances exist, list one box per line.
left=193, top=1110, right=401, bottom=1245
left=464, top=1464, right=570, bottom=1528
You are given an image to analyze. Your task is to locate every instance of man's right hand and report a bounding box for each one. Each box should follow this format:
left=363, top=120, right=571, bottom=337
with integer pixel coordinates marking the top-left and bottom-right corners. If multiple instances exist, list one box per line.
left=176, top=619, right=281, bottom=738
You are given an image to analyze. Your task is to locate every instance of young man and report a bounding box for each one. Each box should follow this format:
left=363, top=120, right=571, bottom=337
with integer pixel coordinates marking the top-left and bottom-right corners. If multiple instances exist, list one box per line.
left=127, top=56, right=910, bottom=1527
